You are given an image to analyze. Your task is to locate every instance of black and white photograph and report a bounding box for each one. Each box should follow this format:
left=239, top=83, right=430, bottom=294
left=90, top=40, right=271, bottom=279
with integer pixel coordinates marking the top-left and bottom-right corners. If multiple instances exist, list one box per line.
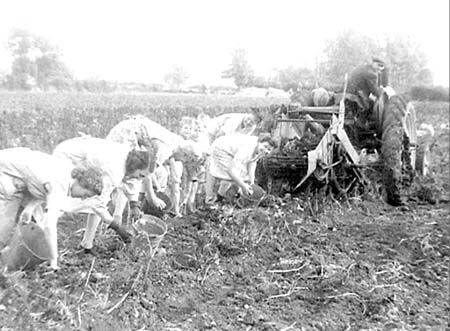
left=0, top=0, right=448, bottom=330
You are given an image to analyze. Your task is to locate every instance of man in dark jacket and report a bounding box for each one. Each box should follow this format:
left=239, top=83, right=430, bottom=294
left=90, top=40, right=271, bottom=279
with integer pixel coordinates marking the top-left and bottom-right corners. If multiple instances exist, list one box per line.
left=347, top=57, right=386, bottom=126
left=348, top=57, right=386, bottom=107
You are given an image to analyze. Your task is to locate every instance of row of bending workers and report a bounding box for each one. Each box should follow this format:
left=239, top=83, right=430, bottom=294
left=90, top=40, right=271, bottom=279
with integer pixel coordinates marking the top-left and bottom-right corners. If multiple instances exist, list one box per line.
left=0, top=111, right=274, bottom=270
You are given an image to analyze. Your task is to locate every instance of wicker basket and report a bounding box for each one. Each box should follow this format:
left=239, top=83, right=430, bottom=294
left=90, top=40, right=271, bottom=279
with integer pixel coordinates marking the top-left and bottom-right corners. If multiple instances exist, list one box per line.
left=263, top=153, right=309, bottom=177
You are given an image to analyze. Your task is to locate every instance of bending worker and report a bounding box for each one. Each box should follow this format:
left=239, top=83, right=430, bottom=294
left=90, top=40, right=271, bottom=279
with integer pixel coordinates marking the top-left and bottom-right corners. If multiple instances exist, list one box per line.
left=0, top=147, right=118, bottom=269
left=205, top=134, right=276, bottom=205
left=53, top=136, right=149, bottom=254
left=106, top=115, right=205, bottom=217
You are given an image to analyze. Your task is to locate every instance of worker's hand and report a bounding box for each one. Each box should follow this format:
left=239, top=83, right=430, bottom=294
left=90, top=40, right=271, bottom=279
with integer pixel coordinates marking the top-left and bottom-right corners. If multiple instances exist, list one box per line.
left=39, top=262, right=59, bottom=277
left=241, top=183, right=253, bottom=197
left=19, top=210, right=32, bottom=224
left=153, top=196, right=166, bottom=210
left=382, top=86, right=396, bottom=97
left=112, top=215, right=122, bottom=226
left=129, top=201, right=142, bottom=222
left=36, top=257, right=60, bottom=275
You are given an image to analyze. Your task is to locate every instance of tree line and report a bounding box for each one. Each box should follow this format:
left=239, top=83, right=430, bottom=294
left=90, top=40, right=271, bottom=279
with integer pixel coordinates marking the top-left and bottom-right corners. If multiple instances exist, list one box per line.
left=223, top=30, right=438, bottom=93
left=1, top=28, right=447, bottom=101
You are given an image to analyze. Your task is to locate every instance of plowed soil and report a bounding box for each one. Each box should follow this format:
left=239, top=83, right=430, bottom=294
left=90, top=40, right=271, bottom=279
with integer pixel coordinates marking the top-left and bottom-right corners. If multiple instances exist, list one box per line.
left=0, top=101, right=448, bottom=331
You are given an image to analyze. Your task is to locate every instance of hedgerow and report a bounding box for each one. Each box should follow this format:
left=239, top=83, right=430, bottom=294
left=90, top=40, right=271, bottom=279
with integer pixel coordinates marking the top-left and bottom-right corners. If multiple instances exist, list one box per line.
left=409, top=85, right=449, bottom=102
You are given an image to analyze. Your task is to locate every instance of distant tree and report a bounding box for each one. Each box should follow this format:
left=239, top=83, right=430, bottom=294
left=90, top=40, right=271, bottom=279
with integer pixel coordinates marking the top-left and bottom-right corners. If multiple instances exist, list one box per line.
left=5, top=28, right=73, bottom=90
left=164, top=66, right=188, bottom=91
left=252, top=76, right=268, bottom=88
left=222, top=48, right=254, bottom=89
left=318, top=29, right=433, bottom=92
left=0, top=70, right=7, bottom=88
left=384, top=36, right=431, bottom=91
left=319, top=29, right=379, bottom=86
left=415, top=69, right=434, bottom=86
left=6, top=56, right=37, bottom=90
left=74, top=79, right=115, bottom=93
left=276, top=66, right=316, bottom=91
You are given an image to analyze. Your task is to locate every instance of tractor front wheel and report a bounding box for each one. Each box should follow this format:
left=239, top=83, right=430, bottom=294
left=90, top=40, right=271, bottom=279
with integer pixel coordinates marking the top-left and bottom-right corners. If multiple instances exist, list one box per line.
left=416, top=143, right=431, bottom=176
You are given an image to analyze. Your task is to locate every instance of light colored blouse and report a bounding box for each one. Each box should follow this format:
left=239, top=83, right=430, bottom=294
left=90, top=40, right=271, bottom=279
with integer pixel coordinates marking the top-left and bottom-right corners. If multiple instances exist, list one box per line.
left=53, top=136, right=134, bottom=201
left=0, top=147, right=106, bottom=215
left=210, top=134, right=258, bottom=180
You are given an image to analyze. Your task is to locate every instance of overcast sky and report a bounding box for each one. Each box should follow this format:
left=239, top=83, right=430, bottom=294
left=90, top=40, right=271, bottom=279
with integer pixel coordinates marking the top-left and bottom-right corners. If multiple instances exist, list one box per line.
left=0, top=0, right=448, bottom=86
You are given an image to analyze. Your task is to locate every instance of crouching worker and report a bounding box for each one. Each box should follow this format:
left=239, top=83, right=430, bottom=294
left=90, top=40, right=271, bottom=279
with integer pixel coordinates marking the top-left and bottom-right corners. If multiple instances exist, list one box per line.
left=107, top=115, right=205, bottom=217
left=0, top=147, right=109, bottom=270
left=205, top=134, right=276, bottom=205
left=53, top=136, right=150, bottom=254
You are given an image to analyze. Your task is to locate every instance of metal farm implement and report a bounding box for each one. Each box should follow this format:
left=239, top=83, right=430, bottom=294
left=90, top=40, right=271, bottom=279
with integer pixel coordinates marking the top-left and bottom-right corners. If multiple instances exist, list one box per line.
left=259, top=77, right=425, bottom=205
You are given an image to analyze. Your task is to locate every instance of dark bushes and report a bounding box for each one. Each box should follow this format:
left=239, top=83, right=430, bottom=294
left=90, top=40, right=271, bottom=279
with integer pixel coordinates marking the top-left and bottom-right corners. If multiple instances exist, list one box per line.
left=409, top=85, right=449, bottom=102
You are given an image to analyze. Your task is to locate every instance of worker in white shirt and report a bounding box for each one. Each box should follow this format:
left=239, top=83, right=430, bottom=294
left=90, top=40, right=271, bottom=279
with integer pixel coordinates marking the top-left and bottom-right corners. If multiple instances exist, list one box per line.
left=0, top=147, right=116, bottom=270
left=205, top=134, right=276, bottom=204
left=53, top=136, right=150, bottom=253
left=107, top=115, right=205, bottom=217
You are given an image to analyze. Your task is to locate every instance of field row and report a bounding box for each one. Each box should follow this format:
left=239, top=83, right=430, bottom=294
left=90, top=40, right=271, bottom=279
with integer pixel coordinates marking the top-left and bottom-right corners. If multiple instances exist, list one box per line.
left=0, top=91, right=288, bottom=113
left=0, top=92, right=288, bottom=152
left=0, top=91, right=447, bottom=154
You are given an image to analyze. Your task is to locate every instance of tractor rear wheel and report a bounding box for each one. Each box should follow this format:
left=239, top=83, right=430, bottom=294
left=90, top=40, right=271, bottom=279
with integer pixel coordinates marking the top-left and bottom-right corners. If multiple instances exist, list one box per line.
left=379, top=95, right=415, bottom=206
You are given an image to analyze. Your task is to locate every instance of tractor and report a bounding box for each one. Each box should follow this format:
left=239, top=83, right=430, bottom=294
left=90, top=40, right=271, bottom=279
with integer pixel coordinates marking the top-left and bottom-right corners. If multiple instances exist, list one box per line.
left=256, top=77, right=428, bottom=206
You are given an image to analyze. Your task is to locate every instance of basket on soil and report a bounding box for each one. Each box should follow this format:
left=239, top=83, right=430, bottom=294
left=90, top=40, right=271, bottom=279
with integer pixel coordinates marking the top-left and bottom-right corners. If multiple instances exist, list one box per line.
left=237, top=184, right=266, bottom=208
left=132, top=214, right=167, bottom=256
left=1, top=222, right=52, bottom=271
